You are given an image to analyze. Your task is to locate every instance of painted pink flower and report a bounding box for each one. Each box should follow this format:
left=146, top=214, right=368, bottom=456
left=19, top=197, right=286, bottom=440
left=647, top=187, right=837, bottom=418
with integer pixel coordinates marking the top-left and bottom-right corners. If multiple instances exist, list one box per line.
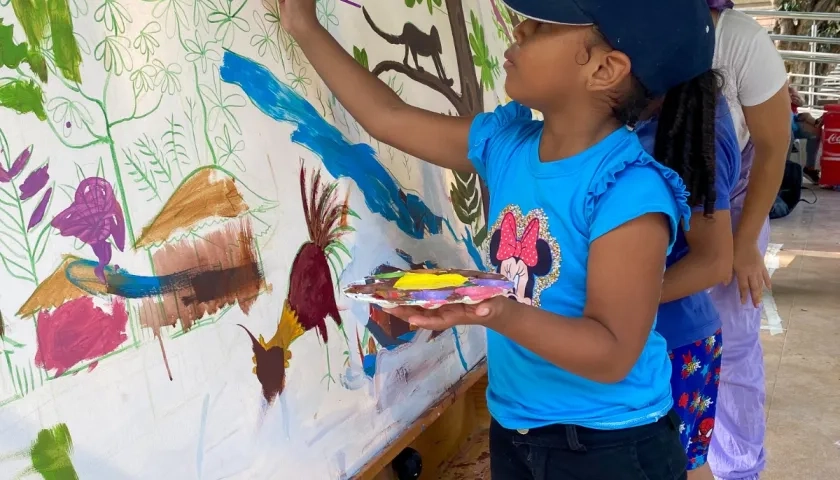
left=51, top=177, right=126, bottom=282
left=35, top=297, right=129, bottom=377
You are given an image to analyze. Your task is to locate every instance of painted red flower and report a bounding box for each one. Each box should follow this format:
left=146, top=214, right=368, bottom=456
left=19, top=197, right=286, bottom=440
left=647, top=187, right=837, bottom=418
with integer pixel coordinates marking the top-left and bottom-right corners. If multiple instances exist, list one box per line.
left=35, top=297, right=128, bottom=377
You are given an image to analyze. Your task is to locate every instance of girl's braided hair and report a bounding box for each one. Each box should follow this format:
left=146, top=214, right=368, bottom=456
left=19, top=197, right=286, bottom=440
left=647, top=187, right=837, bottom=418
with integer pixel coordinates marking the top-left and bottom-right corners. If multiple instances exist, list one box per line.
left=614, top=70, right=723, bottom=217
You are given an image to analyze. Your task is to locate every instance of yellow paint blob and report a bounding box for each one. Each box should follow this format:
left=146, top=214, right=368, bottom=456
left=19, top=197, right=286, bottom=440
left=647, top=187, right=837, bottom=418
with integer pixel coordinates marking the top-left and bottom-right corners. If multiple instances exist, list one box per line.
left=393, top=272, right=468, bottom=290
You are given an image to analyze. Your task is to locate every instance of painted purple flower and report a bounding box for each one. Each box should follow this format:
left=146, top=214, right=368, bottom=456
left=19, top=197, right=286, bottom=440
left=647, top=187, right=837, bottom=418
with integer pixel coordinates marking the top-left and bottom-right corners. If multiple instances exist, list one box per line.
left=19, top=164, right=49, bottom=200
left=51, top=177, right=126, bottom=282
left=0, top=145, right=32, bottom=183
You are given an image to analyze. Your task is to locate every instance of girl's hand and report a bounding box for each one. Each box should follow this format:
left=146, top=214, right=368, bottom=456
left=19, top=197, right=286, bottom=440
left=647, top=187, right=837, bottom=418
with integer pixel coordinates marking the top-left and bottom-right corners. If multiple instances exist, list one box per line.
left=277, top=0, right=319, bottom=37
left=385, top=296, right=514, bottom=331
left=730, top=241, right=771, bottom=307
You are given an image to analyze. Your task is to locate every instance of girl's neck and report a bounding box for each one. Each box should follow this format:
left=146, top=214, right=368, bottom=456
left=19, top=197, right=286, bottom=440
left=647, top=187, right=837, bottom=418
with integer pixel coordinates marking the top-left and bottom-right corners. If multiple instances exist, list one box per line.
left=539, top=110, right=622, bottom=162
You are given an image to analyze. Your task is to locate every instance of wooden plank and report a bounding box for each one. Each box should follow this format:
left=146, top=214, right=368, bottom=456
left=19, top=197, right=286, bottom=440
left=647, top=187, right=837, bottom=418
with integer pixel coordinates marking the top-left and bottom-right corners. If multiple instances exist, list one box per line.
left=351, top=359, right=488, bottom=480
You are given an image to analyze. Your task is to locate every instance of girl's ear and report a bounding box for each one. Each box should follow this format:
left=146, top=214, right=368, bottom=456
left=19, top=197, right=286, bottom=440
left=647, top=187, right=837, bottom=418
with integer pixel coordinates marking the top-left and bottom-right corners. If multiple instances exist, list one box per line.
left=586, top=49, right=632, bottom=94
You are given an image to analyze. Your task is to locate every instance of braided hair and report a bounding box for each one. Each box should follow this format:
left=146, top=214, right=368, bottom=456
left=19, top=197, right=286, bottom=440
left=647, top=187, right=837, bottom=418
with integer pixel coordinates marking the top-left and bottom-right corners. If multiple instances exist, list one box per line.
left=614, top=71, right=723, bottom=217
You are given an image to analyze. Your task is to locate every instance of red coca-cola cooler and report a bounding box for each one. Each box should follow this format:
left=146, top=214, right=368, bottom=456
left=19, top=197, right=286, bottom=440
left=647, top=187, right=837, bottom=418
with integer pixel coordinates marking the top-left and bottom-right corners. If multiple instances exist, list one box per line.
left=819, top=104, right=840, bottom=186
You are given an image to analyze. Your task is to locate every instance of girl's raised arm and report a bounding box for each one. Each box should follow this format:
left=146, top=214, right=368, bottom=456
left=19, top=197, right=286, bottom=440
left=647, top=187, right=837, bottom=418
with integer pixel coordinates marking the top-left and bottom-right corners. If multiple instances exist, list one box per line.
left=279, top=0, right=475, bottom=173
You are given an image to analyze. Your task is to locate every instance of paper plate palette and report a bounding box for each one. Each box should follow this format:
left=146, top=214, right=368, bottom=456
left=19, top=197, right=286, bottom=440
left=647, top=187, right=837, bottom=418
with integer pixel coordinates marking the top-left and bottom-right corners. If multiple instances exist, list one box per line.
left=343, top=269, right=514, bottom=309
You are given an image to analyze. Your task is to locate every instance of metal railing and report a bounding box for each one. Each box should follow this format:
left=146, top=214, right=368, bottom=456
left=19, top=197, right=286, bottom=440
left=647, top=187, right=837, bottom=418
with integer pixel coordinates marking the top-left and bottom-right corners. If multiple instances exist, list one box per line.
left=740, top=9, right=840, bottom=112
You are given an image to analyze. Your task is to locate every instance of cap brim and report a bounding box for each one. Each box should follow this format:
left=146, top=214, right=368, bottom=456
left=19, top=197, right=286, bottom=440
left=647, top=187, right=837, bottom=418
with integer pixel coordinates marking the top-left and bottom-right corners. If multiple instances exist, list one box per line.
left=503, top=0, right=593, bottom=25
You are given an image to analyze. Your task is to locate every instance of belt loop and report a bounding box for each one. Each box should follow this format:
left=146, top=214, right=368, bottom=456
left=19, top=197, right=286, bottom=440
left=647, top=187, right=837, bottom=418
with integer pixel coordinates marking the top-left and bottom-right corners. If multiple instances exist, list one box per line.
left=565, top=425, right=586, bottom=452
left=666, top=409, right=681, bottom=431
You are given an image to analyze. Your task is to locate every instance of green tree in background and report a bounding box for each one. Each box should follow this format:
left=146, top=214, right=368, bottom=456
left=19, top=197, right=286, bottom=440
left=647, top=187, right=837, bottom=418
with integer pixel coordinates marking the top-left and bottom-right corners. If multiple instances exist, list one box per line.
left=774, top=0, right=840, bottom=87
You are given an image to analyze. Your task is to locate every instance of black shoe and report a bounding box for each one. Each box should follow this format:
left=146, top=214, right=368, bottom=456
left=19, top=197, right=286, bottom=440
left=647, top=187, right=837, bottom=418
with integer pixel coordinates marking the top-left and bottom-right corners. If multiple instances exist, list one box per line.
left=804, top=167, right=820, bottom=184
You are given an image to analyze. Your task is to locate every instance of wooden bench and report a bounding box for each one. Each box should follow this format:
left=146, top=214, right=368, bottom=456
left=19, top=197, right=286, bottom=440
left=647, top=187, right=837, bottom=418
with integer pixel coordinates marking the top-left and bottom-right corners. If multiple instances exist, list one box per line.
left=352, top=360, right=491, bottom=480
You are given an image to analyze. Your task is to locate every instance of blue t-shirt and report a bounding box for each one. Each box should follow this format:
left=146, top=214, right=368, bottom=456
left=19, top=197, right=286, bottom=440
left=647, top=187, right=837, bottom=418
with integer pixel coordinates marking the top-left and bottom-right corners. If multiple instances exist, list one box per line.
left=636, top=98, right=741, bottom=350
left=469, top=102, right=691, bottom=430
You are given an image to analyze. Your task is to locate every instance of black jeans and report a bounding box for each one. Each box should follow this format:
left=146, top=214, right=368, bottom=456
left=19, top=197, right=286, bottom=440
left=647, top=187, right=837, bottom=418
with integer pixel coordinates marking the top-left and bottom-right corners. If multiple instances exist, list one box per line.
left=490, top=410, right=687, bottom=480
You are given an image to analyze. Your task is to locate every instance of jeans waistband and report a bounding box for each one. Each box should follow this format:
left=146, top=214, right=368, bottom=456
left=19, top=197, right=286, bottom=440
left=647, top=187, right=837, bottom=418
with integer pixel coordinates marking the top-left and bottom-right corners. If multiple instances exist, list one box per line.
left=498, top=410, right=680, bottom=452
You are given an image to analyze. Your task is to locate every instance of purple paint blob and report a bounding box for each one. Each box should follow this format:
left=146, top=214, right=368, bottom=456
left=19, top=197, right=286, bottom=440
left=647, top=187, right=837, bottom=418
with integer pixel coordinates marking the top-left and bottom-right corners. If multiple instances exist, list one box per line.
left=28, top=187, right=52, bottom=231
left=0, top=145, right=31, bottom=183
left=411, top=289, right=454, bottom=301
left=19, top=164, right=49, bottom=200
left=455, top=286, right=507, bottom=301
left=471, top=278, right=514, bottom=289
left=65, top=121, right=72, bottom=128
left=51, top=177, right=126, bottom=282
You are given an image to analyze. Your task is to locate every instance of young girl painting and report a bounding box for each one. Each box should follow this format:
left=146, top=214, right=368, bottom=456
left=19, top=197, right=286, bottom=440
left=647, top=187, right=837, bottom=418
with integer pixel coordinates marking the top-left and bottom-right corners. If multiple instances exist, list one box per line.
left=637, top=95, right=742, bottom=480
left=278, top=0, right=717, bottom=477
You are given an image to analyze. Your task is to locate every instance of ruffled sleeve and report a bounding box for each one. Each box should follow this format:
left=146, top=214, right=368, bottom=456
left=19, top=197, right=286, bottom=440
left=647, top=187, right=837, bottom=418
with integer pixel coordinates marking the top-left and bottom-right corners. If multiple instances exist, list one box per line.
left=467, top=101, right=533, bottom=182
left=585, top=153, right=691, bottom=254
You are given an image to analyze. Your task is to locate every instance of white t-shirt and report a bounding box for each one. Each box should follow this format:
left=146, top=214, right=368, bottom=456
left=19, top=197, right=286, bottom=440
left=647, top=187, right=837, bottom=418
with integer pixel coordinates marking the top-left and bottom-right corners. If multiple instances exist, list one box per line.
left=713, top=9, right=788, bottom=150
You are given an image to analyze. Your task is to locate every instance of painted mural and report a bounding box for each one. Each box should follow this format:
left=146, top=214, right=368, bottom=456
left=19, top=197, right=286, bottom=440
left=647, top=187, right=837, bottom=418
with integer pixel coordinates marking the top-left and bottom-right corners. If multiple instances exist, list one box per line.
left=0, top=0, right=518, bottom=478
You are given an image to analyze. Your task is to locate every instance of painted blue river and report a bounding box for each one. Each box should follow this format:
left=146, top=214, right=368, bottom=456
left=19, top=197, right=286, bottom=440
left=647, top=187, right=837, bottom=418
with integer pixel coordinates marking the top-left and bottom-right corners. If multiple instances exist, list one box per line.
left=218, top=50, right=484, bottom=269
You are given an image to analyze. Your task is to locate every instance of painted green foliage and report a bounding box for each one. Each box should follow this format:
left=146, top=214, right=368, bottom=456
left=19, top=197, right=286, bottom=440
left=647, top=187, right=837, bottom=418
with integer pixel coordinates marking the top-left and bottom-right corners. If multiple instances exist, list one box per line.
left=469, top=10, right=500, bottom=91
left=352, top=46, right=368, bottom=70
left=0, top=20, right=47, bottom=119
left=0, top=423, right=78, bottom=479
left=0, top=0, right=83, bottom=121
left=10, top=0, right=81, bottom=82
left=405, top=0, right=442, bottom=15
left=450, top=170, right=487, bottom=246
left=29, top=423, right=78, bottom=480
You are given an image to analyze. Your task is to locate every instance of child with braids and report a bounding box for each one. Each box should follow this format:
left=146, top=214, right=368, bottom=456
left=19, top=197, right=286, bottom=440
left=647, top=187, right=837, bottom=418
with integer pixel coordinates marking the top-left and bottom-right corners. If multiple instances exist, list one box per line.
left=279, top=0, right=716, bottom=477
left=636, top=85, right=742, bottom=479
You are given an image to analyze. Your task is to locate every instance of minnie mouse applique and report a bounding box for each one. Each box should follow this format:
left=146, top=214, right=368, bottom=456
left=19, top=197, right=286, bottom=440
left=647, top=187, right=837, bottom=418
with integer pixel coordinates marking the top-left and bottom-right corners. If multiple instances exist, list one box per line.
left=487, top=206, right=560, bottom=307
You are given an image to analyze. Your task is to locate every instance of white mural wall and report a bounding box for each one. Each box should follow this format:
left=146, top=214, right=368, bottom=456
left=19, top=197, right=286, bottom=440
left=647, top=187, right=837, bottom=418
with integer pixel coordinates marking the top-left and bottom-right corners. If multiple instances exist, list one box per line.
left=0, top=0, right=517, bottom=478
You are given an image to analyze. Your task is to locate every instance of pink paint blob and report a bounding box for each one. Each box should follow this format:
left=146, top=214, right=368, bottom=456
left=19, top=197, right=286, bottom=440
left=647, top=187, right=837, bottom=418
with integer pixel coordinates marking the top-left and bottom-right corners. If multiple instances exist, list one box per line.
left=454, top=286, right=507, bottom=301
left=35, top=297, right=129, bottom=377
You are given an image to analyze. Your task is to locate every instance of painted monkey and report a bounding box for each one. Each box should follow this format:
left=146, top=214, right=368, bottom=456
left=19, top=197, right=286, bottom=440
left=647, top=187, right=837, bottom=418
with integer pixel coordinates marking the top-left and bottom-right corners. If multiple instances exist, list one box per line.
left=362, top=7, right=454, bottom=87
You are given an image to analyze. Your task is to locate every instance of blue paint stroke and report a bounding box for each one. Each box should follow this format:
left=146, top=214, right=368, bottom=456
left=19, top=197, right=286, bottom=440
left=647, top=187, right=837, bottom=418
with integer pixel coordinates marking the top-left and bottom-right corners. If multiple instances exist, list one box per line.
left=451, top=327, right=469, bottom=371
left=64, top=258, right=261, bottom=302
left=196, top=394, right=210, bottom=480
left=219, top=50, right=444, bottom=240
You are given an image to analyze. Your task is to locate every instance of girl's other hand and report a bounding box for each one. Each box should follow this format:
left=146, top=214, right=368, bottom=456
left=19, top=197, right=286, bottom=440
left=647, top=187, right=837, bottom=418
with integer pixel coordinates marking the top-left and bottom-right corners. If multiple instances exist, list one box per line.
left=384, top=297, right=513, bottom=331
left=730, top=241, right=771, bottom=307
left=277, top=0, right=318, bottom=37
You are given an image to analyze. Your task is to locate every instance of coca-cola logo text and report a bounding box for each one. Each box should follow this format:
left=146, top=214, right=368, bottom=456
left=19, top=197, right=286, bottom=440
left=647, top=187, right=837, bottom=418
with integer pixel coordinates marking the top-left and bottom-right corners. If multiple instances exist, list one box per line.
left=827, top=133, right=840, bottom=145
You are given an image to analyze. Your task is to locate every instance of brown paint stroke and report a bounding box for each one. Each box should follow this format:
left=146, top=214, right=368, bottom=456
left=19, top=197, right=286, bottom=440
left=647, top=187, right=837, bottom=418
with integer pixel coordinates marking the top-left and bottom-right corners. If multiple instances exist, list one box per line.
left=240, top=300, right=305, bottom=403
left=139, top=217, right=266, bottom=336
left=136, top=167, right=248, bottom=249
left=17, top=255, right=89, bottom=317
left=239, top=324, right=286, bottom=404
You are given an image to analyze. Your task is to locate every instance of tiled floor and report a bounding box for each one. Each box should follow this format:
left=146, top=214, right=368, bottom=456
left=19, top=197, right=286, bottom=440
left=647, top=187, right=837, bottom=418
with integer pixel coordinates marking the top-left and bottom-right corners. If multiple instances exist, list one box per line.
left=440, top=186, right=840, bottom=479
left=761, top=185, right=840, bottom=479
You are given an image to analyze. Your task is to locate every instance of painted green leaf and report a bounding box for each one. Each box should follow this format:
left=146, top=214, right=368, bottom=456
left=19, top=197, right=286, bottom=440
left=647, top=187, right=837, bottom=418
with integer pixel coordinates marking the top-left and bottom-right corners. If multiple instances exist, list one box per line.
left=27, top=50, right=49, bottom=82
left=468, top=10, right=500, bottom=91
left=11, top=0, right=50, bottom=81
left=450, top=170, right=481, bottom=226
left=0, top=20, right=30, bottom=69
left=352, top=46, right=369, bottom=70
left=0, top=79, right=46, bottom=120
left=29, top=423, right=79, bottom=480
left=47, top=0, right=83, bottom=82
left=11, top=0, right=50, bottom=47
left=405, top=0, right=416, bottom=7
left=473, top=223, right=488, bottom=247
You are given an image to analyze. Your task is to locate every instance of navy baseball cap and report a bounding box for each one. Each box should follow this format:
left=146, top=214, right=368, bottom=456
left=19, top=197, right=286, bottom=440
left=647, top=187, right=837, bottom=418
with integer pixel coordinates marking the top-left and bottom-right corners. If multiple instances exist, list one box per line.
left=503, top=0, right=715, bottom=97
